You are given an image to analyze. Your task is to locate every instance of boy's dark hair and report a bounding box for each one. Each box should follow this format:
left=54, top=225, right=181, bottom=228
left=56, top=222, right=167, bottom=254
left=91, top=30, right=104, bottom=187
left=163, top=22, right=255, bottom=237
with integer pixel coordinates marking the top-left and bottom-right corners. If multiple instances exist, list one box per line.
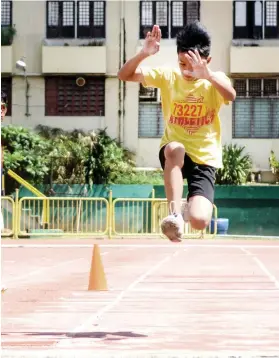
left=1, top=90, right=8, bottom=104
left=176, top=21, right=211, bottom=58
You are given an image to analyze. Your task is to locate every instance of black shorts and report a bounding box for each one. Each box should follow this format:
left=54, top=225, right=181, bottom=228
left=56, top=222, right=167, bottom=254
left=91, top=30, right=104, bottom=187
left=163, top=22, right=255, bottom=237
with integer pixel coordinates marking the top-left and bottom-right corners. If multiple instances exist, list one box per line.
left=159, top=145, right=216, bottom=204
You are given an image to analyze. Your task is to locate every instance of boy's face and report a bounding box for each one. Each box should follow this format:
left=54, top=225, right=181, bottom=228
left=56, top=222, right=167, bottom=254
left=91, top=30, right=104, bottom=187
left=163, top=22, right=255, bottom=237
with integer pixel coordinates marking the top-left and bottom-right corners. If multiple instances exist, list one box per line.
left=1, top=101, right=7, bottom=122
left=178, top=51, right=211, bottom=81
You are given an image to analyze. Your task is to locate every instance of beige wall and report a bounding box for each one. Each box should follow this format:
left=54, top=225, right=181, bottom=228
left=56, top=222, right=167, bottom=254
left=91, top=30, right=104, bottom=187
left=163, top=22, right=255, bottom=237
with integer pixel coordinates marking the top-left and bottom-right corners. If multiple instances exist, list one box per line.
left=12, top=1, right=45, bottom=74
left=2, top=0, right=279, bottom=171
left=230, top=46, right=279, bottom=74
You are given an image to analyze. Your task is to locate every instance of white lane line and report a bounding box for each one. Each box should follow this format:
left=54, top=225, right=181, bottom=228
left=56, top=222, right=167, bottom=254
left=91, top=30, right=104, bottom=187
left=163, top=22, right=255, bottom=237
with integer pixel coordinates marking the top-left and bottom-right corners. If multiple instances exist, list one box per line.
left=56, top=249, right=180, bottom=347
left=2, top=349, right=279, bottom=358
left=129, top=288, right=279, bottom=293
left=241, top=247, right=279, bottom=289
left=4, top=252, right=108, bottom=284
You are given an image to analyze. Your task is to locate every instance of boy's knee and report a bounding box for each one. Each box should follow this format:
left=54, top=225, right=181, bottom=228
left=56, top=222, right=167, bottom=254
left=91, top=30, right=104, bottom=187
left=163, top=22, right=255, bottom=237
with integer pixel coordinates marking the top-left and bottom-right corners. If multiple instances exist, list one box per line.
left=164, top=142, right=185, bottom=168
left=188, top=195, right=213, bottom=230
left=190, top=214, right=210, bottom=231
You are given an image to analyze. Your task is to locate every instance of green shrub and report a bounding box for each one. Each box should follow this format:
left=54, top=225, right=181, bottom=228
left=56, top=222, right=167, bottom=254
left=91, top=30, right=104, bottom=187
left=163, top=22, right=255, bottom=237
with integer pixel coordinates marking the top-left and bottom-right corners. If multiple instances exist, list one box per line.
left=1, top=26, right=17, bottom=46
left=2, top=125, right=50, bottom=181
left=269, top=150, right=279, bottom=181
left=85, top=129, right=135, bottom=184
left=37, top=126, right=90, bottom=184
left=2, top=125, right=50, bottom=193
left=215, top=144, right=252, bottom=185
left=37, top=126, right=135, bottom=185
left=2, top=125, right=137, bottom=190
left=114, top=170, right=164, bottom=185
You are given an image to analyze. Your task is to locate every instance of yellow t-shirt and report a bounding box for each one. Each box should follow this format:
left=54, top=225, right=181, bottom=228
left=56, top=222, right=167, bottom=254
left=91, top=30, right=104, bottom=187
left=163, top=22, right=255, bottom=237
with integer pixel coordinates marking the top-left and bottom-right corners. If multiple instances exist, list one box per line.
left=140, top=66, right=231, bottom=168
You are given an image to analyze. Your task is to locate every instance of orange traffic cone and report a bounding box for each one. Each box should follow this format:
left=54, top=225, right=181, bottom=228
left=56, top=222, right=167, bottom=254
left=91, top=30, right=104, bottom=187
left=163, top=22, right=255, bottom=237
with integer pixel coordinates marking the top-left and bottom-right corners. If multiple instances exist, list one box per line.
left=88, top=244, right=108, bottom=291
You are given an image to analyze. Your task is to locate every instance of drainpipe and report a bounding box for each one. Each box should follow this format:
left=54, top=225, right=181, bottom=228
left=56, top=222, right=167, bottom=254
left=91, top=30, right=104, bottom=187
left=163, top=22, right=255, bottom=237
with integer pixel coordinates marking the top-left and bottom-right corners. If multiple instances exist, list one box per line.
left=122, top=14, right=126, bottom=147
left=15, top=58, right=30, bottom=118
left=24, top=72, right=30, bottom=118
left=118, top=0, right=125, bottom=144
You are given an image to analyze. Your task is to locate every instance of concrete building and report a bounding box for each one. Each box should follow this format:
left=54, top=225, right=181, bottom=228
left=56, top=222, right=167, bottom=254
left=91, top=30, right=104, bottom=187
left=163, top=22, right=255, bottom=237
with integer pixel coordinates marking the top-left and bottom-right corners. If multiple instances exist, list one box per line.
left=1, top=0, right=279, bottom=171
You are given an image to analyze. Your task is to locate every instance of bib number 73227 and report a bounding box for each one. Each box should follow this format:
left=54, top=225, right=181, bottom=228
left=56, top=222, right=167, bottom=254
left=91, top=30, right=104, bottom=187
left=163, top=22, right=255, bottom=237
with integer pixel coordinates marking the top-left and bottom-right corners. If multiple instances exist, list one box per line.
left=173, top=103, right=203, bottom=117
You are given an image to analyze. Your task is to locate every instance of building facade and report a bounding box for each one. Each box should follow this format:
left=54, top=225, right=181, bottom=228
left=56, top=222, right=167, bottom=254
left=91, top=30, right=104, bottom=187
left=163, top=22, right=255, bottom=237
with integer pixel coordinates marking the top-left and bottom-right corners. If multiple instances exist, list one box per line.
left=1, top=0, right=279, bottom=170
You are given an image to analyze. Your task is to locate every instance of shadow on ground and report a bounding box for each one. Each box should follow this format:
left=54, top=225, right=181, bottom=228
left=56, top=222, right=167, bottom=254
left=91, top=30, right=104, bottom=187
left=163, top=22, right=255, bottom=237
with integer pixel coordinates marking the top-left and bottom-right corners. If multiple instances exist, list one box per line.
left=2, top=331, right=148, bottom=340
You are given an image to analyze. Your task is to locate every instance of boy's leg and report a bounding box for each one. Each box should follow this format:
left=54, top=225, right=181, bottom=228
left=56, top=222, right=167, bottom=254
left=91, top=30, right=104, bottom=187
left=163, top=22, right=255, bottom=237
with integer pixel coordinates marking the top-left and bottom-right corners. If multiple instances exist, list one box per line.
left=159, top=142, right=186, bottom=242
left=186, top=161, right=216, bottom=230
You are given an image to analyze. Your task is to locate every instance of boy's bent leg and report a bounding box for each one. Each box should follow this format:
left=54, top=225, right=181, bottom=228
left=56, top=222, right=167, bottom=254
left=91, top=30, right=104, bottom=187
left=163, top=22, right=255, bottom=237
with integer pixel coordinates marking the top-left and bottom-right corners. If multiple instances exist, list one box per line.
left=160, top=142, right=185, bottom=242
left=188, top=195, right=213, bottom=230
left=186, top=163, right=215, bottom=231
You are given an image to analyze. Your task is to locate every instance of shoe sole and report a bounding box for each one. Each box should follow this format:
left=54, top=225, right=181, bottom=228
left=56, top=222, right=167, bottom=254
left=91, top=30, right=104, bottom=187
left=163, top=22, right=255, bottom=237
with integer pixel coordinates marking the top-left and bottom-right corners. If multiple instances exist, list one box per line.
left=161, top=219, right=183, bottom=242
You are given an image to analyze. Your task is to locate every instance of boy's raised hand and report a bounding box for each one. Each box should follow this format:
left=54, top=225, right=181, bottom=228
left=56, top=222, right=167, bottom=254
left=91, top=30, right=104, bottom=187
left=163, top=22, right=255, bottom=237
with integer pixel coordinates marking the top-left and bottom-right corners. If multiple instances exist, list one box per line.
left=184, top=49, right=211, bottom=80
left=142, top=25, right=161, bottom=56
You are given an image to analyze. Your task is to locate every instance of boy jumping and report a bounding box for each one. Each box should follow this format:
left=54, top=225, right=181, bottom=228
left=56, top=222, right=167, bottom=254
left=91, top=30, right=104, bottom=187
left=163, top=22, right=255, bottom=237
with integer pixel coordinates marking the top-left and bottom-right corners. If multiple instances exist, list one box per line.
left=118, top=21, right=236, bottom=242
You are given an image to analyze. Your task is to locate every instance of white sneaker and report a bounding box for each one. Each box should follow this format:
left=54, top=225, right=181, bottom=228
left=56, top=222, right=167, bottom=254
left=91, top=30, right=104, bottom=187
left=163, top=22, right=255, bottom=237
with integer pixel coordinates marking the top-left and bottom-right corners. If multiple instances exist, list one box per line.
left=181, top=200, right=189, bottom=222
left=161, top=213, right=184, bottom=242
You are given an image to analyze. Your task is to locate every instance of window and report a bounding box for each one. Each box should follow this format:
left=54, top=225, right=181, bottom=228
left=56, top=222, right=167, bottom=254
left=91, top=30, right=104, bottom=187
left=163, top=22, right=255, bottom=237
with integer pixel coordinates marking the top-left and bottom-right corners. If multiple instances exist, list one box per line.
left=232, top=78, right=279, bottom=138
left=47, top=1, right=75, bottom=38
left=140, top=0, right=200, bottom=39
left=45, top=76, right=105, bottom=116
left=46, top=1, right=106, bottom=39
left=233, top=1, right=279, bottom=39
left=1, top=0, right=12, bottom=27
left=138, top=84, right=164, bottom=137
left=1, top=77, right=12, bottom=116
left=77, top=1, right=105, bottom=38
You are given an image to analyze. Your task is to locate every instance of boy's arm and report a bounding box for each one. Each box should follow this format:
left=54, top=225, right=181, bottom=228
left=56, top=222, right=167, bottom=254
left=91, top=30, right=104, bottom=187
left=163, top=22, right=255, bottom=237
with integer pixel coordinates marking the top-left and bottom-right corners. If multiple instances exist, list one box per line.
left=117, top=25, right=161, bottom=84
left=207, top=70, right=236, bottom=102
left=185, top=50, right=236, bottom=103
left=117, top=51, right=149, bottom=83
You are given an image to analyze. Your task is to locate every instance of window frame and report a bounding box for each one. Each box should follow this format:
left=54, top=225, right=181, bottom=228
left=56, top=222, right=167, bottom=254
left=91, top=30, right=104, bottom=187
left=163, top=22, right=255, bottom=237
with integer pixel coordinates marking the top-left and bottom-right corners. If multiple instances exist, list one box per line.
left=45, top=76, right=105, bottom=117
left=170, top=0, right=200, bottom=38
left=138, top=84, right=163, bottom=138
left=1, top=0, right=12, bottom=27
left=46, top=0, right=106, bottom=39
left=233, top=0, right=279, bottom=39
left=139, top=0, right=169, bottom=39
left=46, top=1, right=76, bottom=39
left=232, top=77, right=279, bottom=139
left=77, top=1, right=106, bottom=38
left=139, top=0, right=200, bottom=39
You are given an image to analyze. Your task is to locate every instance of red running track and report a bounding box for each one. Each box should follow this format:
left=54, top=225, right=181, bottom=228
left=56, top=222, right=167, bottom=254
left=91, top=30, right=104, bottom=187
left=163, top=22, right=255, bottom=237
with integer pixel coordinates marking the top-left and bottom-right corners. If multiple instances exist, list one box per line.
left=1, top=238, right=279, bottom=357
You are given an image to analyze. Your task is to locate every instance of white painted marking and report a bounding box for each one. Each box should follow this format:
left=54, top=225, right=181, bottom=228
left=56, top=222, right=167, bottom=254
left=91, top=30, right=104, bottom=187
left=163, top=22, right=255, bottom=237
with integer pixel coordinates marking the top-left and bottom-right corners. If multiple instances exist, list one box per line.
left=4, top=251, right=108, bottom=284
left=241, top=247, right=253, bottom=256
left=71, top=291, right=118, bottom=296
left=56, top=249, right=180, bottom=347
left=2, top=243, right=279, bottom=249
left=2, top=349, right=279, bottom=358
left=241, top=247, right=279, bottom=289
left=5, top=258, right=84, bottom=284
left=60, top=298, right=112, bottom=304
left=129, top=288, right=279, bottom=293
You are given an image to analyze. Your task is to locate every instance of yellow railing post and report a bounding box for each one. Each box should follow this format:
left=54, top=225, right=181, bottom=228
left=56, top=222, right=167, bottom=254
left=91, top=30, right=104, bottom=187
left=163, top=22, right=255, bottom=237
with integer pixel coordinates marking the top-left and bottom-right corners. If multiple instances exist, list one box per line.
left=13, top=195, right=217, bottom=240
left=7, top=169, right=49, bottom=228
left=14, top=189, right=19, bottom=239
left=151, top=188, right=155, bottom=233
left=108, top=190, right=113, bottom=239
